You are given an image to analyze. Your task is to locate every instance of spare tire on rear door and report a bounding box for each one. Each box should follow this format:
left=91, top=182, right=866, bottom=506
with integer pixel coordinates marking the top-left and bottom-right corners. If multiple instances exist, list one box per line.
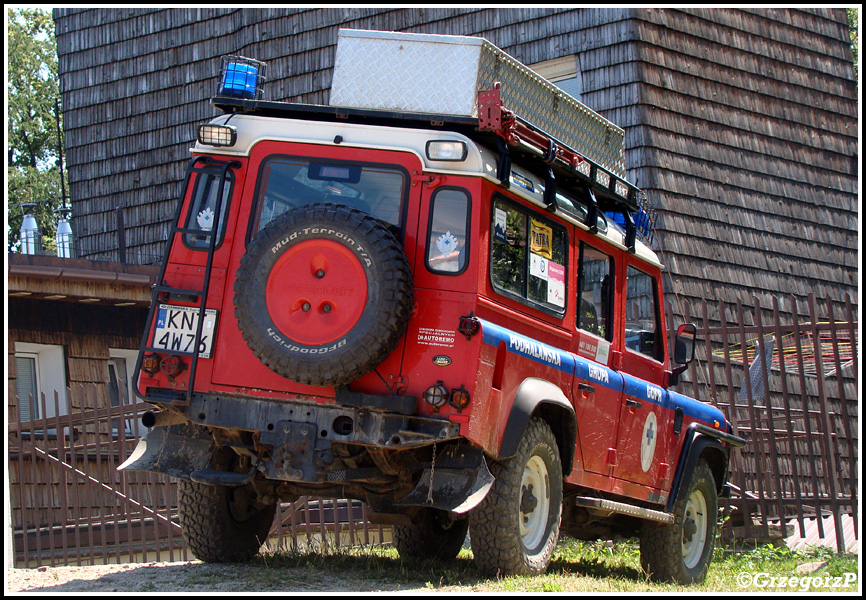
left=234, top=203, right=413, bottom=387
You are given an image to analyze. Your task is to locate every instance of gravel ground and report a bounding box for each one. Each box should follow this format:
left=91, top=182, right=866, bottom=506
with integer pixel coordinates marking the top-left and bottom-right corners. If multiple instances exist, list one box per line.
left=6, top=560, right=427, bottom=594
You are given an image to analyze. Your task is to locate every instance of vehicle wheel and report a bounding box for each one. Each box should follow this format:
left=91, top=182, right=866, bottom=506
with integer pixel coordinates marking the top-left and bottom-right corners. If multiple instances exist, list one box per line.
left=177, top=479, right=276, bottom=563
left=392, top=508, right=469, bottom=561
left=640, top=459, right=718, bottom=584
left=234, top=203, right=413, bottom=386
left=469, top=418, right=562, bottom=576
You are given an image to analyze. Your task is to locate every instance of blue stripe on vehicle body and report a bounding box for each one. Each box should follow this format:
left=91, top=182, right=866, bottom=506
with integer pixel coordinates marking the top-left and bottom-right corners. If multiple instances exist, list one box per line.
left=479, top=318, right=575, bottom=375
left=572, top=353, right=622, bottom=393
left=623, top=372, right=667, bottom=408
left=667, top=389, right=727, bottom=427
left=623, top=372, right=726, bottom=427
left=479, top=318, right=620, bottom=393
left=478, top=318, right=727, bottom=428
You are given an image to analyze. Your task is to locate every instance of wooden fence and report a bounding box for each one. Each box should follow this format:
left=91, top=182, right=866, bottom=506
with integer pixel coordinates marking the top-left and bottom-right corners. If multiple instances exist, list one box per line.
left=8, top=386, right=388, bottom=568
left=669, top=293, right=858, bottom=551
left=8, top=292, right=858, bottom=566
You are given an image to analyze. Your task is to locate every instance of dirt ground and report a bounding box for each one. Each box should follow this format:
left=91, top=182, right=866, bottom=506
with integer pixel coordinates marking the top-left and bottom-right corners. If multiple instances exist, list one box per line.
left=5, top=560, right=429, bottom=594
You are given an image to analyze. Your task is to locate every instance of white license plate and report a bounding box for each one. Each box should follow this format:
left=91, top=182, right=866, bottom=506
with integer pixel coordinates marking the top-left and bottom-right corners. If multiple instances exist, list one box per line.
left=153, top=305, right=218, bottom=359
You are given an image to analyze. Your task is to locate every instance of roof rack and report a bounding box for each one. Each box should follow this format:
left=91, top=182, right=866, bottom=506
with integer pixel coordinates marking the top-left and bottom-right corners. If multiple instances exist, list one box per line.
left=210, top=93, right=656, bottom=249
left=478, top=85, right=639, bottom=211
left=475, top=85, right=655, bottom=249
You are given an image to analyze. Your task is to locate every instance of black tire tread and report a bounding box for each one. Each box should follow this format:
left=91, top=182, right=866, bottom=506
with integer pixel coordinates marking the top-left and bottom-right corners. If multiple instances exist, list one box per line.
left=639, top=459, right=717, bottom=584
left=392, top=509, right=469, bottom=561
left=177, top=479, right=276, bottom=563
left=469, top=418, right=562, bottom=577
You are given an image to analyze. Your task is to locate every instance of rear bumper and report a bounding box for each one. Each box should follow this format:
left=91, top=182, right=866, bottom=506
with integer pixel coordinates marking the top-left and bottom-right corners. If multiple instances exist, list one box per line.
left=147, top=388, right=459, bottom=449
left=122, top=389, right=460, bottom=481
left=121, top=389, right=495, bottom=512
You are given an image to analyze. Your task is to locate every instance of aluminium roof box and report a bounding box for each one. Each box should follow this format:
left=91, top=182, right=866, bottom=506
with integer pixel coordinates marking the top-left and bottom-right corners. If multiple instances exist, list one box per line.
left=329, top=29, right=627, bottom=178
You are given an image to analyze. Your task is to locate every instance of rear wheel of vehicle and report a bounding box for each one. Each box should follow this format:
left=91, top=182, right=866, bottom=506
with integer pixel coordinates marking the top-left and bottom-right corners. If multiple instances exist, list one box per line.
left=639, top=459, right=718, bottom=584
left=234, top=204, right=413, bottom=386
left=392, top=508, right=469, bottom=561
left=177, top=479, right=276, bottom=563
left=469, top=418, right=562, bottom=576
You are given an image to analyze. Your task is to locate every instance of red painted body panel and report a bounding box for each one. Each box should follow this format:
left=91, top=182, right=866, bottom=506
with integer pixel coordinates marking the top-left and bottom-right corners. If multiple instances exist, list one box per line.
left=139, top=133, right=731, bottom=509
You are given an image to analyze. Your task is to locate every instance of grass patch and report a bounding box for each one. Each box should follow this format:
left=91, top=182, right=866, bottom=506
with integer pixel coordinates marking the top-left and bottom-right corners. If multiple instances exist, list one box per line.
left=247, top=537, right=859, bottom=593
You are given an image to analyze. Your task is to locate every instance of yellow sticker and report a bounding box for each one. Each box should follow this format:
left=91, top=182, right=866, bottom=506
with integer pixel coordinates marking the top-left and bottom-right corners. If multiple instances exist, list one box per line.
left=530, top=219, right=552, bottom=259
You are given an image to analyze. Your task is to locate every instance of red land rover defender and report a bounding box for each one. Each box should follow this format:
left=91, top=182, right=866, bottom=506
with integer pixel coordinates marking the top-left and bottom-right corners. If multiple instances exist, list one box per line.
left=122, top=34, right=744, bottom=583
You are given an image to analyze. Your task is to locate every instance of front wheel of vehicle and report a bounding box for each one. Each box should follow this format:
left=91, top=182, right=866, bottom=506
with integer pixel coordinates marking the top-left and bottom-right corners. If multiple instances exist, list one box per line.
left=639, top=459, right=718, bottom=584
left=177, top=479, right=276, bottom=563
left=468, top=418, right=563, bottom=576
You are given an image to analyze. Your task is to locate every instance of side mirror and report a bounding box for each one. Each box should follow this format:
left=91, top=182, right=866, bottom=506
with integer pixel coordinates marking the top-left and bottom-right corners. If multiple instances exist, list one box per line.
left=673, top=323, right=697, bottom=367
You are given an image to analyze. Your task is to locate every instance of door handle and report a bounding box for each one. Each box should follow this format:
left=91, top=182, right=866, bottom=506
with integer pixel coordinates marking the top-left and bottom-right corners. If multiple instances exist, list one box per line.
left=578, top=382, right=595, bottom=393
left=626, top=398, right=642, bottom=409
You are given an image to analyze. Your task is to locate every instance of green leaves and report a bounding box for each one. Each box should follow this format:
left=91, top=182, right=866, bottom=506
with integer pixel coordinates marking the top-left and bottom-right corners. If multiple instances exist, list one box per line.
left=7, top=7, right=67, bottom=252
left=8, top=8, right=59, bottom=168
left=848, top=8, right=859, bottom=82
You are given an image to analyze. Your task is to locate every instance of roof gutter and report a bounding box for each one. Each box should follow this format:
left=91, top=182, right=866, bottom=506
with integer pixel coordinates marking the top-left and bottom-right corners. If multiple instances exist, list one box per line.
left=8, top=263, right=156, bottom=286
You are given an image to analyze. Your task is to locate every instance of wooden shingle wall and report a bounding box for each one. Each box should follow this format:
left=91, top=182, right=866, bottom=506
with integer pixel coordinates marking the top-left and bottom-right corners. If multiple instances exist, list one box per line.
left=54, top=8, right=857, bottom=311
left=624, top=8, right=858, bottom=314
left=53, top=7, right=625, bottom=264
left=55, top=8, right=250, bottom=264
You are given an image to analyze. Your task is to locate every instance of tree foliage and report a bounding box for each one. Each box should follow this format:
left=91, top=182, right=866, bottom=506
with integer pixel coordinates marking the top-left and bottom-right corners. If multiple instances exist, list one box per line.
left=7, top=7, right=67, bottom=252
left=848, top=8, right=859, bottom=82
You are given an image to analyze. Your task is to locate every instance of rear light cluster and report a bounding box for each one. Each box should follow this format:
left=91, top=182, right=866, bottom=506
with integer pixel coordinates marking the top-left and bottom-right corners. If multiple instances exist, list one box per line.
left=423, top=381, right=471, bottom=412
left=141, top=353, right=187, bottom=377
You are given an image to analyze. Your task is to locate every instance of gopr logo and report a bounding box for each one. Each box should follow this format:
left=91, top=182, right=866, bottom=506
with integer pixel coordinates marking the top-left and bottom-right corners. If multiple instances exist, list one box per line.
left=647, top=385, right=662, bottom=404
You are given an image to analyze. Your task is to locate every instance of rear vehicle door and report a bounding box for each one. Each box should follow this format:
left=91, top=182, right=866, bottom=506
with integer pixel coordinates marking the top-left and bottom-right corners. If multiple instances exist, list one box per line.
left=211, top=140, right=423, bottom=391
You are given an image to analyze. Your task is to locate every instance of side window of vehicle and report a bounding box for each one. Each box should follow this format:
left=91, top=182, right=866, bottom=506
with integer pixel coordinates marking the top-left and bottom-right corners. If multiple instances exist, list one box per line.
left=426, top=187, right=470, bottom=274
left=577, top=243, right=613, bottom=340
left=183, top=172, right=233, bottom=250
left=490, top=197, right=567, bottom=315
left=625, top=265, right=661, bottom=360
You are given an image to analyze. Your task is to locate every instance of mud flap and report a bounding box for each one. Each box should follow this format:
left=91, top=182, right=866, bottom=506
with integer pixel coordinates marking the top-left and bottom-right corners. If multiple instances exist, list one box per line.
left=117, top=423, right=215, bottom=480
left=394, top=445, right=494, bottom=514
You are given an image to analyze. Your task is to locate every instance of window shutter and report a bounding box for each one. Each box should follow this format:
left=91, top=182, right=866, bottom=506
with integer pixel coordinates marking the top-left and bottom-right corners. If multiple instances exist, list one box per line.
left=15, top=356, right=38, bottom=422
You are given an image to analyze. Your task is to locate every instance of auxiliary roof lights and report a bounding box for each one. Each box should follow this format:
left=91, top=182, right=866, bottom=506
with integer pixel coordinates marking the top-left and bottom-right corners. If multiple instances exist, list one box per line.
left=426, top=140, right=468, bottom=162
left=197, top=123, right=237, bottom=147
left=218, top=55, right=267, bottom=100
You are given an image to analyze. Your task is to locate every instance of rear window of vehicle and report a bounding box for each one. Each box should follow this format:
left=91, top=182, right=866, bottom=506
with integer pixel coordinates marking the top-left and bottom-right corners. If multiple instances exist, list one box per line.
left=426, top=187, right=471, bottom=275
left=183, top=171, right=233, bottom=250
left=251, top=156, right=407, bottom=237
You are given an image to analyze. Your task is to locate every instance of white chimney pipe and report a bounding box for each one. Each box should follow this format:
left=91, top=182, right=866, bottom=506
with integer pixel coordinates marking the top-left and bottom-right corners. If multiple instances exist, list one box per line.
left=56, top=211, right=74, bottom=258
left=20, top=213, right=43, bottom=255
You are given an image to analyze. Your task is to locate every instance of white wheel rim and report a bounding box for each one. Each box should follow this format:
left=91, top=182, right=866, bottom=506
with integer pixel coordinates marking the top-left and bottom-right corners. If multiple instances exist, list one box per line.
left=682, top=488, right=708, bottom=569
left=519, top=455, right=550, bottom=551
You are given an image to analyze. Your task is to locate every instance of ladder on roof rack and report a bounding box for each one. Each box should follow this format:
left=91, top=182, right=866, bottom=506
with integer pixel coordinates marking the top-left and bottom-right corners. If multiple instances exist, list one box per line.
left=477, top=85, right=655, bottom=249
left=132, top=155, right=239, bottom=406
